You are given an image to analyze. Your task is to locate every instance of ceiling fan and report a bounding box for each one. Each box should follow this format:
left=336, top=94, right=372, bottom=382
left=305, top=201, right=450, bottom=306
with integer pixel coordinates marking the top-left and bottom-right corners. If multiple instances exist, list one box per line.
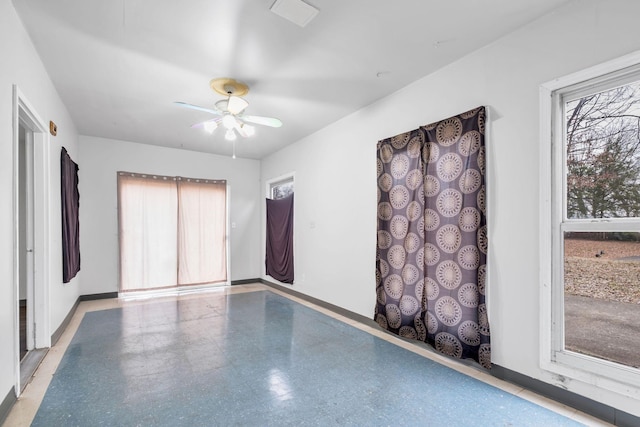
left=175, top=78, right=282, bottom=142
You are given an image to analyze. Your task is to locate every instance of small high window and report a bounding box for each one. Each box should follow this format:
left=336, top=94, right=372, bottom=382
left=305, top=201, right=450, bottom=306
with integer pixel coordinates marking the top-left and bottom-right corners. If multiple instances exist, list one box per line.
left=269, top=177, right=294, bottom=200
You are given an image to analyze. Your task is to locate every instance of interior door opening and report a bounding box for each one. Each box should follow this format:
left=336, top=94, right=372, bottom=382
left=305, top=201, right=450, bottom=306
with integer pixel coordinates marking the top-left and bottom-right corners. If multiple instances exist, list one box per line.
left=18, top=123, right=33, bottom=363
left=13, top=85, right=51, bottom=395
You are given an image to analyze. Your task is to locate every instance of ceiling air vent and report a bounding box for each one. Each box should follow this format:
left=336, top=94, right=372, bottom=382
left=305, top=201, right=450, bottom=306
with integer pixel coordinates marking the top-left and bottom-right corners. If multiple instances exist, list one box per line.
left=270, top=0, right=319, bottom=27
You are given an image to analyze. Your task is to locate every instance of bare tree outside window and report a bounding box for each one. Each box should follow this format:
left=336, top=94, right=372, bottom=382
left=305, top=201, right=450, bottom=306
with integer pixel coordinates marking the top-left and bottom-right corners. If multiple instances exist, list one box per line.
left=271, top=179, right=294, bottom=200
left=566, top=82, right=640, bottom=219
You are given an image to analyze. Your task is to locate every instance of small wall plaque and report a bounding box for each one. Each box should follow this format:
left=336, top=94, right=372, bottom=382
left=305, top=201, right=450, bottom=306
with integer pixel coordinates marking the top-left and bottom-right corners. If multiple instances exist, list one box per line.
left=49, top=120, right=57, bottom=136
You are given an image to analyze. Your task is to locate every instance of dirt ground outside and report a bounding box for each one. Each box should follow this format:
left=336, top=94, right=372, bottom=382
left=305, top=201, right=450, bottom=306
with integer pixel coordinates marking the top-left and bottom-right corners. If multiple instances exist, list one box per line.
left=564, top=238, right=640, bottom=304
left=564, top=238, right=640, bottom=367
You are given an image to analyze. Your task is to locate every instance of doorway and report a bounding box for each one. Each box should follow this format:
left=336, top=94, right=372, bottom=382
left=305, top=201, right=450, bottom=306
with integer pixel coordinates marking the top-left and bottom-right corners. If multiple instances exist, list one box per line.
left=18, top=123, right=32, bottom=362
left=13, top=86, right=51, bottom=395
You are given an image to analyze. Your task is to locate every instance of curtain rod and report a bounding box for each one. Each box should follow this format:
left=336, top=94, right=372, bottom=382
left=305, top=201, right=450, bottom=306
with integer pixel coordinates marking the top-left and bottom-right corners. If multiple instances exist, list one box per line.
left=117, top=171, right=226, bottom=184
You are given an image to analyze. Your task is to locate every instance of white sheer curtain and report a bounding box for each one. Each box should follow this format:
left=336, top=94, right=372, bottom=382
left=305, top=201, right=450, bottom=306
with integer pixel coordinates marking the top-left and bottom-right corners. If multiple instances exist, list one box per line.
left=177, top=179, right=227, bottom=285
left=118, top=174, right=178, bottom=290
left=118, top=173, right=227, bottom=292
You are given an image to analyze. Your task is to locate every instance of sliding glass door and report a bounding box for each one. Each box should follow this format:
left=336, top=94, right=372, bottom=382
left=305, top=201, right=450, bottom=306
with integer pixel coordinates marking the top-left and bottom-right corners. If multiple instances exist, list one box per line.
left=118, top=173, right=227, bottom=292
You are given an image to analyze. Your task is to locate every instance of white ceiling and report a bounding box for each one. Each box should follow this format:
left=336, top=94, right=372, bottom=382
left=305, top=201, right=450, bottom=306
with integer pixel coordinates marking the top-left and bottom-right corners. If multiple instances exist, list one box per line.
left=14, top=0, right=571, bottom=159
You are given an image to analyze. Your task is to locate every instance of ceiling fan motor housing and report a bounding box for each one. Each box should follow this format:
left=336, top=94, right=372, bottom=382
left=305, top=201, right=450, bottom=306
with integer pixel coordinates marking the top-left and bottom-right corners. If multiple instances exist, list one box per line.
left=210, top=78, right=249, bottom=97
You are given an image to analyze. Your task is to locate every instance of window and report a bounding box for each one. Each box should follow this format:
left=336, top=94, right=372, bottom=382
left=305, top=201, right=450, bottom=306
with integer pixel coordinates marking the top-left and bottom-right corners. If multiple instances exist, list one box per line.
left=542, top=56, right=640, bottom=394
left=264, top=173, right=295, bottom=283
left=269, top=177, right=294, bottom=200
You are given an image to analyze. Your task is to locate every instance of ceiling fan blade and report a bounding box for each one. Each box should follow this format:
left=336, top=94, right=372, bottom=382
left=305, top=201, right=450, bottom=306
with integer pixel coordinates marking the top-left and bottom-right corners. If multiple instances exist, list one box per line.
left=190, top=118, right=222, bottom=135
left=190, top=118, right=221, bottom=129
left=174, top=101, right=222, bottom=116
left=227, top=96, right=249, bottom=115
left=241, top=115, right=283, bottom=128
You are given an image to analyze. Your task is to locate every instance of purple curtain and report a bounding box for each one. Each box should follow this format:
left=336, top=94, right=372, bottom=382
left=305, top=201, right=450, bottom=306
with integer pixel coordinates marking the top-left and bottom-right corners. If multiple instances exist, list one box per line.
left=266, top=194, right=294, bottom=284
left=375, top=107, right=490, bottom=369
left=61, top=147, right=80, bottom=283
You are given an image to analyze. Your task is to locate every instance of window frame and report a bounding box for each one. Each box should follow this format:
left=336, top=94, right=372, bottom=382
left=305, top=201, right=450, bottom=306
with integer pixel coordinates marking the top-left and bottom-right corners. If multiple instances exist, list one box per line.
left=540, top=52, right=640, bottom=397
left=267, top=173, right=295, bottom=200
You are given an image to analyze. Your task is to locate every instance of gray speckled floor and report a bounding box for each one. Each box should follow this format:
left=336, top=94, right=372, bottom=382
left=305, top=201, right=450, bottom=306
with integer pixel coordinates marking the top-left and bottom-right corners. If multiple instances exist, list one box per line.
left=32, top=290, right=584, bottom=426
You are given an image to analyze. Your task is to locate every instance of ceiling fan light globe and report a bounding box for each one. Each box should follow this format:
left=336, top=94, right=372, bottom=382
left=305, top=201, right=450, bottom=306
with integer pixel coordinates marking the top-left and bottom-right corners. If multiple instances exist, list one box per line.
left=225, top=129, right=237, bottom=141
left=242, top=124, right=255, bottom=136
left=203, top=121, right=218, bottom=134
left=222, top=114, right=237, bottom=130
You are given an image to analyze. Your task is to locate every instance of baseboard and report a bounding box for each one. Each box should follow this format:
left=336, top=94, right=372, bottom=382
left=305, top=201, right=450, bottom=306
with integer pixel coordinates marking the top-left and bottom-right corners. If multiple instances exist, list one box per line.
left=79, top=292, right=118, bottom=301
left=491, top=364, right=638, bottom=426
left=51, top=297, right=80, bottom=346
left=260, top=279, right=378, bottom=328
left=230, top=278, right=261, bottom=285
left=0, top=387, right=16, bottom=426
left=51, top=292, right=118, bottom=345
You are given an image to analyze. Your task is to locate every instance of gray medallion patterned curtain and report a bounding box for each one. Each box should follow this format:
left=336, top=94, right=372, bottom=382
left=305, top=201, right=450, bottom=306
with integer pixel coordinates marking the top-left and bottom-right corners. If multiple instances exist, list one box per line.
left=375, top=106, right=490, bottom=369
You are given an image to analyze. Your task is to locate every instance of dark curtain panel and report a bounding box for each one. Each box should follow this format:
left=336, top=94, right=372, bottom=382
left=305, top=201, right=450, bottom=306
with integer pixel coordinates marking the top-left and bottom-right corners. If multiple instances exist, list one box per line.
left=375, top=106, right=490, bottom=369
left=266, top=194, right=294, bottom=284
left=61, top=147, right=80, bottom=283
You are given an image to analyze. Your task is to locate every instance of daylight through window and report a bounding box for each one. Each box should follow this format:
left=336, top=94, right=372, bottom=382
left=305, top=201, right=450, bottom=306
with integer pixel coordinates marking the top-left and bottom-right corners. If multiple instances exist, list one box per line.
left=558, top=75, right=640, bottom=370
left=270, top=177, right=294, bottom=200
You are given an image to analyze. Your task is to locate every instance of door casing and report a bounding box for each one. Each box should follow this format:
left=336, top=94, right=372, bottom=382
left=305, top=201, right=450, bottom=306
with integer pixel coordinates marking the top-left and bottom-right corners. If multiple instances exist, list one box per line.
left=12, top=85, right=51, bottom=395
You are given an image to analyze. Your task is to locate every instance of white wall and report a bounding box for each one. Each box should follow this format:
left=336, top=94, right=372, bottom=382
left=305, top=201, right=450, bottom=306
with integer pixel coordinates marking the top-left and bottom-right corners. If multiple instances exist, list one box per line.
left=0, top=0, right=80, bottom=400
left=78, top=136, right=261, bottom=295
left=261, top=0, right=640, bottom=416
